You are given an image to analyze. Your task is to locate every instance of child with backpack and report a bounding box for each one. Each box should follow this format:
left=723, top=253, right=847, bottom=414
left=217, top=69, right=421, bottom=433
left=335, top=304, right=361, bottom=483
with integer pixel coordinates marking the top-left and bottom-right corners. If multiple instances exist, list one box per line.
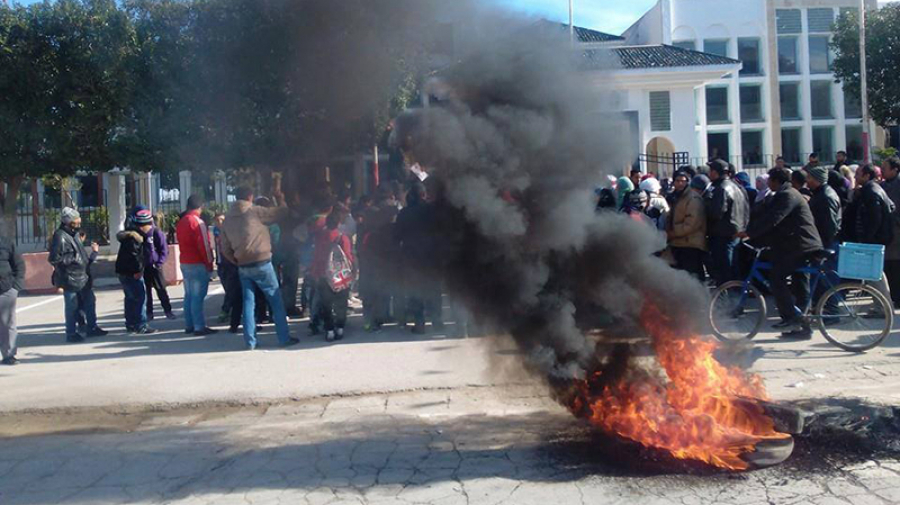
left=310, top=209, right=354, bottom=342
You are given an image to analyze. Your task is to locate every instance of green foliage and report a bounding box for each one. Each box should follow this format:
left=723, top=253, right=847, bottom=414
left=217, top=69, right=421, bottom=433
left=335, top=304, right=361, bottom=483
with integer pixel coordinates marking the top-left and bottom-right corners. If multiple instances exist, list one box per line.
left=875, top=146, right=898, bottom=161
left=0, top=0, right=432, bottom=206
left=832, top=5, right=900, bottom=128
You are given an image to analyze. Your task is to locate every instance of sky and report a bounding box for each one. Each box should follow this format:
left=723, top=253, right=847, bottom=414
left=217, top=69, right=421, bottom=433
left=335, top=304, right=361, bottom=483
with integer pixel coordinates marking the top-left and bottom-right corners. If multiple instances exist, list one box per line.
left=494, top=0, right=657, bottom=35
left=7, top=0, right=900, bottom=37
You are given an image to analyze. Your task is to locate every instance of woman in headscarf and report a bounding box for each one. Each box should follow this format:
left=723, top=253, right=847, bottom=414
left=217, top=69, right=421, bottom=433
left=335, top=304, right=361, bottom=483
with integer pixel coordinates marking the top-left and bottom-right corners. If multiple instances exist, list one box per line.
left=754, top=174, right=770, bottom=206
left=615, top=176, right=635, bottom=211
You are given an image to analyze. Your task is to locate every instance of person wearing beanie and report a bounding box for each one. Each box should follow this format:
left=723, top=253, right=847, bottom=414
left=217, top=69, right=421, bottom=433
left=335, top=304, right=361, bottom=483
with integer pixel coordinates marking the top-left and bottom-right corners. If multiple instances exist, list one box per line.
left=734, top=172, right=758, bottom=204
left=705, top=159, right=750, bottom=286
left=806, top=166, right=841, bottom=248
left=49, top=207, right=106, bottom=343
left=176, top=195, right=217, bottom=336
left=667, top=174, right=708, bottom=280
left=134, top=206, right=175, bottom=321
left=116, top=210, right=158, bottom=335
left=639, top=177, right=669, bottom=231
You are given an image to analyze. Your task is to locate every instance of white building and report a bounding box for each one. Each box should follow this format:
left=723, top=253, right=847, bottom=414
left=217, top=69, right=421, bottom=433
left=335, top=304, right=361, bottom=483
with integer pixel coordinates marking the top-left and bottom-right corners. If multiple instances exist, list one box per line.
left=620, top=0, right=881, bottom=171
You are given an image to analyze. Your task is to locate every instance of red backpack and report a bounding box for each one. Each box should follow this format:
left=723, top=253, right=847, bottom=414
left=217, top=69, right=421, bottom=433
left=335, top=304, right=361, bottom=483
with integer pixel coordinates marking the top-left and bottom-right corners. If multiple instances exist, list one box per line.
left=325, top=235, right=354, bottom=292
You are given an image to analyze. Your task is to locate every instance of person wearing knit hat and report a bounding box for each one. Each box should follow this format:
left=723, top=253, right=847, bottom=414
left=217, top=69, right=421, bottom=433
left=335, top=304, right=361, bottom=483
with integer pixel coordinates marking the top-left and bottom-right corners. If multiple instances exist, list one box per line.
left=49, top=207, right=106, bottom=343
left=806, top=165, right=841, bottom=248
left=115, top=209, right=158, bottom=335
left=61, top=207, right=80, bottom=225
left=134, top=206, right=176, bottom=322
left=806, top=166, right=828, bottom=186
left=690, top=174, right=710, bottom=192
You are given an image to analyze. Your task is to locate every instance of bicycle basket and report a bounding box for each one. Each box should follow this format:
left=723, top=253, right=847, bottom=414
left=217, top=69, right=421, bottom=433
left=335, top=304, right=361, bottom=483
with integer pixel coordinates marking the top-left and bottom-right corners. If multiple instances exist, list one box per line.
left=838, top=242, right=885, bottom=281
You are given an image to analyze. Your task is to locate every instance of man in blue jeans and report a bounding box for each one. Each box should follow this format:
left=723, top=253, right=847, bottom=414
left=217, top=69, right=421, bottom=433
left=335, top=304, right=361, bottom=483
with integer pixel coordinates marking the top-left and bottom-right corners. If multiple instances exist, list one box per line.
left=220, top=186, right=299, bottom=350
left=176, top=196, right=218, bottom=336
left=115, top=209, right=158, bottom=334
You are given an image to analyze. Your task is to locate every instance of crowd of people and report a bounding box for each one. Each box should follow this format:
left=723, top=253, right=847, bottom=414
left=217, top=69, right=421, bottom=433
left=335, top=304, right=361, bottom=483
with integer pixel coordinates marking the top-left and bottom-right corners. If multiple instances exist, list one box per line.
left=601, top=151, right=900, bottom=339
left=1, top=150, right=899, bottom=365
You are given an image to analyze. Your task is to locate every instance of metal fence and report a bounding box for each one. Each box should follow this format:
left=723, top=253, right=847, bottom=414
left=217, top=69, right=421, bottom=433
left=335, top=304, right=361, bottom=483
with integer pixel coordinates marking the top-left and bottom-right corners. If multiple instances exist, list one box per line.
left=16, top=206, right=110, bottom=251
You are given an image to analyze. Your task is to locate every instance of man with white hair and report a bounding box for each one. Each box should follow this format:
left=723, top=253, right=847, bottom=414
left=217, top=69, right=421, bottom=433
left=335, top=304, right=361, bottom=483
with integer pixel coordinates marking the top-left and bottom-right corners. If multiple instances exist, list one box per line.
left=49, top=207, right=107, bottom=343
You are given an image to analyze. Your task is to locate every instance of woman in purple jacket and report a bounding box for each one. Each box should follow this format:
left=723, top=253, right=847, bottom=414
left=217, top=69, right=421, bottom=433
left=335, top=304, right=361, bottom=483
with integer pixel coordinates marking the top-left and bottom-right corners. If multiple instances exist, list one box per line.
left=138, top=207, right=176, bottom=320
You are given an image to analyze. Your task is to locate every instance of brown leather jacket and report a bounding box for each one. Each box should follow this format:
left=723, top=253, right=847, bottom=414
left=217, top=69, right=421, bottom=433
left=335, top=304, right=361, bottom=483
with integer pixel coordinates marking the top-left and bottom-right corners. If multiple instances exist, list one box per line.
left=220, top=200, right=290, bottom=267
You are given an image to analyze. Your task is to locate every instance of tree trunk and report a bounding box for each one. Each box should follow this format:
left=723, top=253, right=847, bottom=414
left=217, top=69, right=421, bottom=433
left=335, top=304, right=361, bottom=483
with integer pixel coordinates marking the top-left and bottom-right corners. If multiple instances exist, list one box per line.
left=0, top=176, right=22, bottom=239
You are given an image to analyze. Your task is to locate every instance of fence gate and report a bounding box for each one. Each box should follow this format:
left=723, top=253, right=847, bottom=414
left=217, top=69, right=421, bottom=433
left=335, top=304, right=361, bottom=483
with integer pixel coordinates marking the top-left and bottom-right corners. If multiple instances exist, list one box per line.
left=638, top=152, right=690, bottom=179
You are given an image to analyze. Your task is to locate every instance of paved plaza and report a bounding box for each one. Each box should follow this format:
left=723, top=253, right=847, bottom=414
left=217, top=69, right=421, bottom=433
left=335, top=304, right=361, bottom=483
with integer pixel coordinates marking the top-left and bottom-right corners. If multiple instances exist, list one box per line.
left=1, top=284, right=900, bottom=504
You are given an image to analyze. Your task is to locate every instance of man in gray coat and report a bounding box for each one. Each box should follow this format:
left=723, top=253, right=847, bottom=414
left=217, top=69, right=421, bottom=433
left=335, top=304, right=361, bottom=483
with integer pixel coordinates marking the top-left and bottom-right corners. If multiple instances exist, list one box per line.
left=0, top=235, right=25, bottom=365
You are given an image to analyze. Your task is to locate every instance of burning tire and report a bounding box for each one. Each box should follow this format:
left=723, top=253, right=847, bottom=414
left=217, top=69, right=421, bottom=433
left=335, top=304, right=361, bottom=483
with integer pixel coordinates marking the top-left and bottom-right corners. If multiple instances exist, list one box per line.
left=740, top=436, right=795, bottom=469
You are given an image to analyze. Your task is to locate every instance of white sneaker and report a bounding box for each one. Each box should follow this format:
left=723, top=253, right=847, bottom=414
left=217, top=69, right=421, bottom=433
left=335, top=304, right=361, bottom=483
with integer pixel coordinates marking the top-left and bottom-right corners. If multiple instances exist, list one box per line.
left=335, top=328, right=344, bottom=339
left=326, top=330, right=335, bottom=342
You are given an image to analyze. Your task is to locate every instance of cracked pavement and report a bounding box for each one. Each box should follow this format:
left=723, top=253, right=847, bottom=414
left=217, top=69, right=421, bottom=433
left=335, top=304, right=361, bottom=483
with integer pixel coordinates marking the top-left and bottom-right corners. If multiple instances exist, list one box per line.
left=1, top=386, right=899, bottom=505
left=3, top=286, right=900, bottom=503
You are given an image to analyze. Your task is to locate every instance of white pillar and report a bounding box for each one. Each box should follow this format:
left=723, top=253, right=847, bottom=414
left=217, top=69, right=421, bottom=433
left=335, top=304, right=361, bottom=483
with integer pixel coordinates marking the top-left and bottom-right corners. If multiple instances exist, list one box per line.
left=179, top=170, right=192, bottom=211
left=107, top=173, right=127, bottom=254
left=135, top=171, right=153, bottom=213
left=151, top=172, right=161, bottom=209
left=213, top=170, right=228, bottom=206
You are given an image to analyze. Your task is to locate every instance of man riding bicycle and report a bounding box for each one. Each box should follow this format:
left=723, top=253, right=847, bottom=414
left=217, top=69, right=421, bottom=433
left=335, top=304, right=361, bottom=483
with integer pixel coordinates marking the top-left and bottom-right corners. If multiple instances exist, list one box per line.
left=738, top=167, right=823, bottom=340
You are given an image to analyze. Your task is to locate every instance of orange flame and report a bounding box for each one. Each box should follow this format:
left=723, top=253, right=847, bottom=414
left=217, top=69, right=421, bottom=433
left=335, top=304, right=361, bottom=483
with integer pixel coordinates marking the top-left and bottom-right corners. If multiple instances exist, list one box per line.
left=573, top=303, right=788, bottom=470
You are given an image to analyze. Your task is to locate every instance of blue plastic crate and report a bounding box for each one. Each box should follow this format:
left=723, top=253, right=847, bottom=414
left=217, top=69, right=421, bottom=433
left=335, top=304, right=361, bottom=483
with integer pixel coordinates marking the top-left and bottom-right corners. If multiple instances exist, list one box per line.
left=838, top=242, right=885, bottom=281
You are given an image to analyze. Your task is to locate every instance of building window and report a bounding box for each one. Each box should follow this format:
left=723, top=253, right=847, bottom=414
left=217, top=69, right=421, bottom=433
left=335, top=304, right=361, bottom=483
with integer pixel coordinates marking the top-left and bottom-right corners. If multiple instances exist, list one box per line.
left=780, top=82, right=801, bottom=120
left=809, top=35, right=832, bottom=73
left=810, top=81, right=833, bottom=119
left=673, top=40, right=695, bottom=51
left=846, top=124, right=864, bottom=161
left=808, top=8, right=835, bottom=33
left=708, top=132, right=730, bottom=161
left=704, top=39, right=729, bottom=58
left=813, top=127, right=834, bottom=162
left=742, top=131, right=764, bottom=166
left=738, top=38, right=761, bottom=76
left=649, top=91, right=671, bottom=131
left=844, top=87, right=862, bottom=119
left=740, top=85, right=763, bottom=122
left=781, top=128, right=802, bottom=165
left=778, top=37, right=798, bottom=74
left=777, top=9, right=802, bottom=34
left=706, top=87, right=729, bottom=124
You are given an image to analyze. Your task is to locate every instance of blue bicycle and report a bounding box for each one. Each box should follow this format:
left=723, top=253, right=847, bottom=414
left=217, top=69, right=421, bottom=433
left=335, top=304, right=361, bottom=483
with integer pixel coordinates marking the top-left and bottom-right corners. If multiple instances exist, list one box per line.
left=708, top=243, right=893, bottom=352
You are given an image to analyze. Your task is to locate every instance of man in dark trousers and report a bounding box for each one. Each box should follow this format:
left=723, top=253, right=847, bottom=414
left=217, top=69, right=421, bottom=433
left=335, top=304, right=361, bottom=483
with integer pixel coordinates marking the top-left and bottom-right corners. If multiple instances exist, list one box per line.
left=116, top=209, right=158, bottom=335
left=741, top=167, right=823, bottom=340
left=845, top=164, right=896, bottom=305
left=706, top=159, right=750, bottom=286
left=395, top=183, right=443, bottom=334
left=49, top=207, right=107, bottom=343
left=880, top=157, right=900, bottom=306
left=135, top=206, right=175, bottom=321
left=0, top=235, right=25, bottom=365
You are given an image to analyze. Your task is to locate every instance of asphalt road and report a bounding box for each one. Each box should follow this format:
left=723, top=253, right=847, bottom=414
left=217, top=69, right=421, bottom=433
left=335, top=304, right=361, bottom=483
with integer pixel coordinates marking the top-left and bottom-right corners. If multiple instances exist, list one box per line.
left=3, top=284, right=900, bottom=504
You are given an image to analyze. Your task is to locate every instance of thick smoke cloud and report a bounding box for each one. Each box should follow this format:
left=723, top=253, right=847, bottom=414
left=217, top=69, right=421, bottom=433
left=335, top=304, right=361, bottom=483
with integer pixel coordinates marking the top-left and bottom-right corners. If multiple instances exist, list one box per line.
left=392, top=24, right=711, bottom=384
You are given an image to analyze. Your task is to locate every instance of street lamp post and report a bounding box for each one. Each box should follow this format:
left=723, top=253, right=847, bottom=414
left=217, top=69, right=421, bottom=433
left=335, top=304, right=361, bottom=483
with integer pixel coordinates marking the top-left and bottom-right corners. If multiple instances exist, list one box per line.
left=860, top=0, right=872, bottom=164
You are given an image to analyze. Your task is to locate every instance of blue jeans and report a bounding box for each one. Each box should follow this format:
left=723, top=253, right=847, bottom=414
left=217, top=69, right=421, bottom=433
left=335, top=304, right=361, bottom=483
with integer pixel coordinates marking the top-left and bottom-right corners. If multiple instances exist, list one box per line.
left=64, top=287, right=96, bottom=338
left=708, top=237, right=740, bottom=287
left=181, top=264, right=210, bottom=332
left=119, top=275, right=148, bottom=329
left=239, top=261, right=290, bottom=348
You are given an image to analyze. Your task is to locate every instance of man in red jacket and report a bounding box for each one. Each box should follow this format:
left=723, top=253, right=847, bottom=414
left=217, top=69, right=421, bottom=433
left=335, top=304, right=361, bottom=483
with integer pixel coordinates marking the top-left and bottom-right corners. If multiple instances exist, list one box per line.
left=176, top=195, right=217, bottom=336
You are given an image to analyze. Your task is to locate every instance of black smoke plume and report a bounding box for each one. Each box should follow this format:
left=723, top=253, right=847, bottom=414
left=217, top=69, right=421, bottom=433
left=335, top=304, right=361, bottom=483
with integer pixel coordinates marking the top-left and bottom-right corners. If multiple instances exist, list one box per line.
left=391, top=26, right=710, bottom=384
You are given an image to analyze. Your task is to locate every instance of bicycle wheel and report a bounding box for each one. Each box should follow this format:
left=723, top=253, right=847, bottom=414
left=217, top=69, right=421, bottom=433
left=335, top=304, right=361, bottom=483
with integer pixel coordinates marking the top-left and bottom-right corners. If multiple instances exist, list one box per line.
left=709, top=281, right=767, bottom=342
left=815, top=283, right=894, bottom=352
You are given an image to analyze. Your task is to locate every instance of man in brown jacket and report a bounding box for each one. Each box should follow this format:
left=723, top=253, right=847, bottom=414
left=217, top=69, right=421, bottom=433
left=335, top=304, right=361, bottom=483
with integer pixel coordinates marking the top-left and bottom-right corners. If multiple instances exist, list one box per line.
left=220, top=186, right=298, bottom=350
left=667, top=173, right=708, bottom=281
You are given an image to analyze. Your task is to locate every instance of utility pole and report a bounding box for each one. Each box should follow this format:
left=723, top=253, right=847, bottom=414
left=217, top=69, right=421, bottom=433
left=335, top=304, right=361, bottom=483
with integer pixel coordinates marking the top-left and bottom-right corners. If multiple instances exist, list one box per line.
left=569, top=0, right=575, bottom=46
left=860, top=0, right=872, bottom=164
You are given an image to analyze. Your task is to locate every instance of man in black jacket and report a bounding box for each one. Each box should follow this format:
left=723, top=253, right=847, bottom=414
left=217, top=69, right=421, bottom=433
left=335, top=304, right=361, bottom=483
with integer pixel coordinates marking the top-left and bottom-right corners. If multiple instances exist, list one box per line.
left=807, top=166, right=842, bottom=249
left=0, top=236, right=25, bottom=365
left=742, top=168, right=823, bottom=339
left=116, top=209, right=158, bottom=335
left=395, top=183, right=443, bottom=334
left=847, top=164, right=895, bottom=245
left=706, top=160, right=750, bottom=286
left=880, top=157, right=900, bottom=305
left=48, top=208, right=107, bottom=343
